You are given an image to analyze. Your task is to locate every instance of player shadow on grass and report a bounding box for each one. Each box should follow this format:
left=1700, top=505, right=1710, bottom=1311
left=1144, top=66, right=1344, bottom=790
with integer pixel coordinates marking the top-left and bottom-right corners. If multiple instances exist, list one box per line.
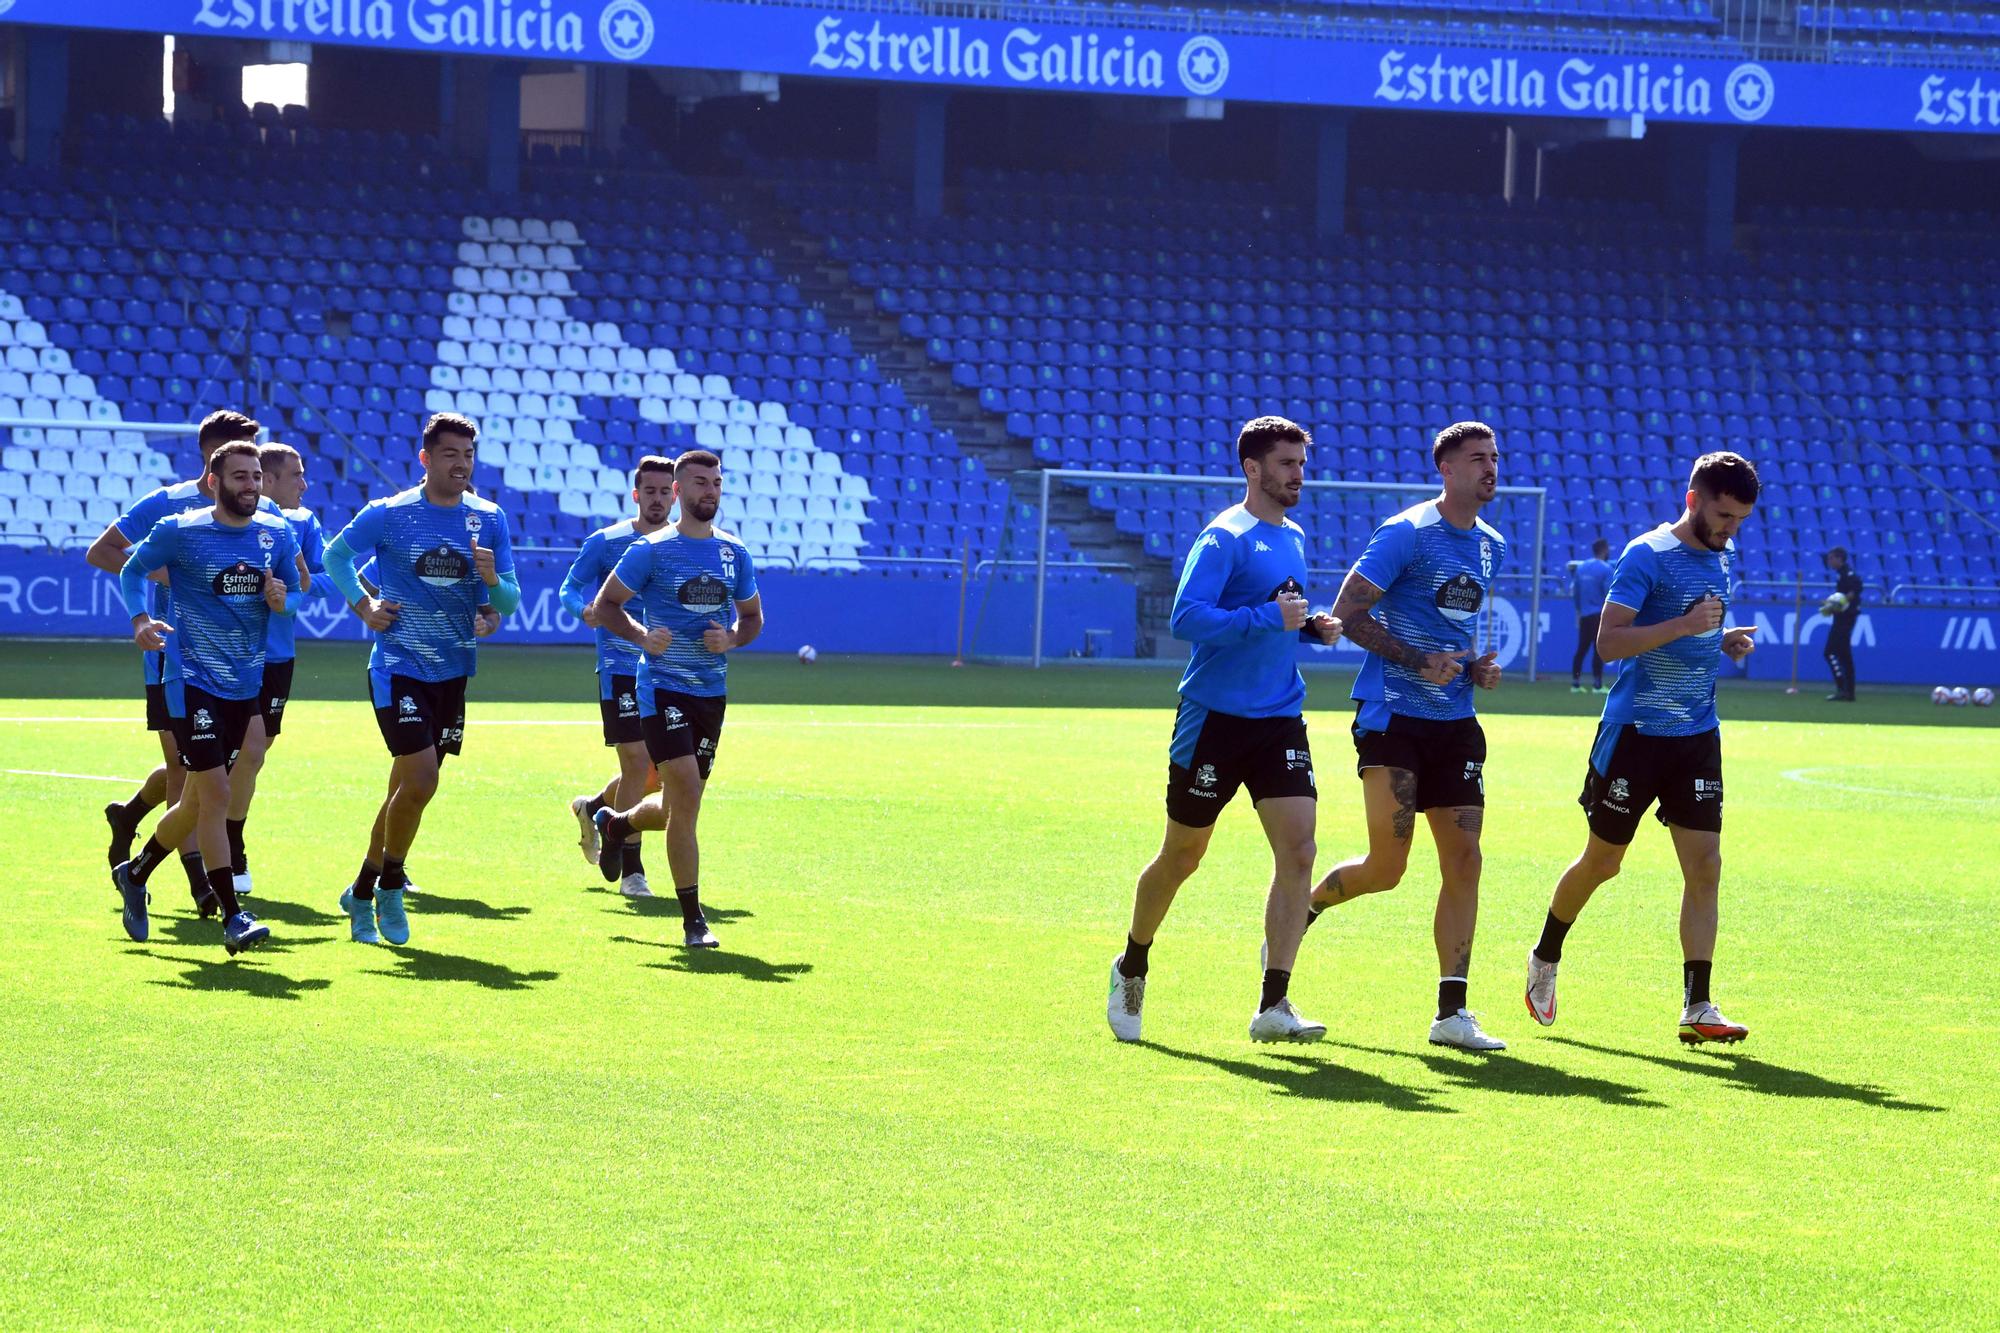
left=1546, top=1037, right=1944, bottom=1113
left=407, top=891, right=532, bottom=922
left=611, top=935, right=811, bottom=984
left=585, top=884, right=753, bottom=922
left=150, top=914, right=335, bottom=952
left=237, top=897, right=345, bottom=928
left=132, top=949, right=333, bottom=1001
left=364, top=946, right=559, bottom=991
left=1135, top=1042, right=1452, bottom=1114
left=1327, top=1042, right=1662, bottom=1110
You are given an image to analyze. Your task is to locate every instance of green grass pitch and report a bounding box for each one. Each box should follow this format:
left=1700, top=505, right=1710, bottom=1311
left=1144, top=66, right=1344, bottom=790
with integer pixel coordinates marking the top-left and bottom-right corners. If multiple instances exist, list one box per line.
left=1, top=643, right=1994, bottom=1328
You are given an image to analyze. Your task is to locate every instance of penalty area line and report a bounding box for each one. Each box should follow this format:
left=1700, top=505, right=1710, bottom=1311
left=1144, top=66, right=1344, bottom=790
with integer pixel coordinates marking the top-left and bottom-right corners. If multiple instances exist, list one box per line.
left=1779, top=767, right=1997, bottom=807
left=4, top=768, right=139, bottom=784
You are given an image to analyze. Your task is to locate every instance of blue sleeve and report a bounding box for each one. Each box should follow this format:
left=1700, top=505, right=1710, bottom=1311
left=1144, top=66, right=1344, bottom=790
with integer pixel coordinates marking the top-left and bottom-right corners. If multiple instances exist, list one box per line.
left=119, top=523, right=173, bottom=620
left=734, top=544, right=758, bottom=601
left=1570, top=565, right=1582, bottom=610
left=301, top=514, right=327, bottom=595
left=114, top=488, right=169, bottom=544
left=559, top=531, right=603, bottom=618
left=1351, top=519, right=1416, bottom=594
left=1605, top=545, right=1658, bottom=612
left=610, top=537, right=651, bottom=592
left=324, top=534, right=366, bottom=606
left=1169, top=529, right=1281, bottom=645
left=272, top=525, right=303, bottom=615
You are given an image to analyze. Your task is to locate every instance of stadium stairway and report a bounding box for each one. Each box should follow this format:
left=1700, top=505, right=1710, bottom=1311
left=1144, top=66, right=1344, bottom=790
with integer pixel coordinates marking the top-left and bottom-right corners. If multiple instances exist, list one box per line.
left=708, top=169, right=1184, bottom=653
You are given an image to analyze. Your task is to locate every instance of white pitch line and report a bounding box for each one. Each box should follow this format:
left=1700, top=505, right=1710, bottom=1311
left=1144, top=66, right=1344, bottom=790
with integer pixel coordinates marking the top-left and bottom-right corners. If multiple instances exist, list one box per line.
left=3, top=768, right=139, bottom=784
left=1779, top=767, right=1997, bottom=807
left=0, top=715, right=1029, bottom=730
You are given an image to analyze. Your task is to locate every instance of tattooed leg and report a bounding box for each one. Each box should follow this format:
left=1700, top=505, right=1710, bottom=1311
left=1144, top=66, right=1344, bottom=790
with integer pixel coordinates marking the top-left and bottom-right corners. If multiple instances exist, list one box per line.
left=1428, top=805, right=1484, bottom=981
left=1309, top=767, right=1416, bottom=909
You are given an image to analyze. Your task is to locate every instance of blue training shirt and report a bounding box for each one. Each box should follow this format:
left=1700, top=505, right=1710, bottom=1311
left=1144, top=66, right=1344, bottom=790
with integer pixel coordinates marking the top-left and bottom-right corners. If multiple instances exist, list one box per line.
left=120, top=508, right=300, bottom=702
left=610, top=527, right=758, bottom=698
left=1597, top=523, right=1735, bottom=742
left=115, top=479, right=282, bottom=683
left=264, top=506, right=327, bottom=664
left=1572, top=557, right=1613, bottom=613
left=1170, top=504, right=1310, bottom=719
left=333, top=486, right=517, bottom=683
left=1349, top=498, right=1507, bottom=730
left=559, top=518, right=648, bottom=677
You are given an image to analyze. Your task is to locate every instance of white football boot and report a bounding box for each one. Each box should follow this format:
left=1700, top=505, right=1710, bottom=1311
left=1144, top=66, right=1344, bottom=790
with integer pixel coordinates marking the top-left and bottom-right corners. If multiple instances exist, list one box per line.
left=1106, top=956, right=1145, bottom=1043
left=620, top=872, right=652, bottom=898
left=232, top=872, right=253, bottom=899
left=1678, top=1001, right=1749, bottom=1045
left=1525, top=951, right=1558, bottom=1026
left=1430, top=1008, right=1507, bottom=1051
left=1249, top=997, right=1326, bottom=1043
left=570, top=794, right=600, bottom=864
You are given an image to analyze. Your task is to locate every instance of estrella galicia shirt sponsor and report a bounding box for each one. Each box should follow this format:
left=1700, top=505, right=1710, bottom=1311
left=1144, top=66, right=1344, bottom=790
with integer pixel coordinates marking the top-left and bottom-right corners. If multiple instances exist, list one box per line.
left=332, top=486, right=516, bottom=683
left=264, top=506, right=327, bottom=664
left=610, top=527, right=758, bottom=698
left=1170, top=504, right=1311, bottom=719
left=558, top=517, right=647, bottom=676
left=122, top=508, right=300, bottom=701
left=1350, top=499, right=1507, bottom=729
left=1599, top=524, right=1734, bottom=738
left=115, top=479, right=283, bottom=683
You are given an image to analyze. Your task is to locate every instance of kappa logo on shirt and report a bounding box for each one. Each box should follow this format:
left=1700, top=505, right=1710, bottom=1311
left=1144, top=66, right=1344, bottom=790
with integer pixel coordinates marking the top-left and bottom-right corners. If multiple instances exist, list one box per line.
left=1253, top=540, right=1273, bottom=553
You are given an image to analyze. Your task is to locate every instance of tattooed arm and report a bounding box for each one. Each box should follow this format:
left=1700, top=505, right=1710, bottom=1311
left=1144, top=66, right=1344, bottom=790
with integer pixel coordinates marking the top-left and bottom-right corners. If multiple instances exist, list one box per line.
left=1331, top=571, right=1469, bottom=686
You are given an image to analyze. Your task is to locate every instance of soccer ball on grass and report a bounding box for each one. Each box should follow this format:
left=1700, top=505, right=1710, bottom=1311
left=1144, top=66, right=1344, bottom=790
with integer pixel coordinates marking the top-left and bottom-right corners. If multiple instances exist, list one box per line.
left=798, top=644, right=818, bottom=664
left=1948, top=686, right=1971, bottom=707
left=1974, top=687, right=1995, bottom=708
left=1932, top=686, right=1952, bottom=705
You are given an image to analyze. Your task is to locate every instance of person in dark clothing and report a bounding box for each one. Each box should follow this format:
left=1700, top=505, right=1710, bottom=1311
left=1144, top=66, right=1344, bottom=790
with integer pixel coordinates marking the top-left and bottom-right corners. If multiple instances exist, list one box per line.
left=1820, top=546, right=1862, bottom=701
left=1571, top=538, right=1612, bottom=693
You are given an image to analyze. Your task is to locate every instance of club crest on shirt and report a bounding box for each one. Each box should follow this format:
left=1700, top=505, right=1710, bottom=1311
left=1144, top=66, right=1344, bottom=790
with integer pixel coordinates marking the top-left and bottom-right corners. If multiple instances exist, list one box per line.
left=212, top=560, right=264, bottom=597
left=466, top=514, right=483, bottom=537
left=719, top=545, right=737, bottom=581
left=258, top=530, right=275, bottom=551
left=416, top=545, right=472, bottom=586
left=1479, top=538, right=1494, bottom=579
left=678, top=573, right=730, bottom=615
left=1435, top=573, right=1484, bottom=622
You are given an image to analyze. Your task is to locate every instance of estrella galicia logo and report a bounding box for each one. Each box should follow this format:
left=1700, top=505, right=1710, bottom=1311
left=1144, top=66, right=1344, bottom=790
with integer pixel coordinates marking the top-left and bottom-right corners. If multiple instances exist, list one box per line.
left=1177, top=35, right=1228, bottom=97
left=213, top=560, right=264, bottom=597
left=1434, top=573, right=1484, bottom=622
left=1723, top=63, right=1774, bottom=122
left=677, top=573, right=730, bottom=616
left=599, top=0, right=655, bottom=61
left=415, top=545, right=471, bottom=587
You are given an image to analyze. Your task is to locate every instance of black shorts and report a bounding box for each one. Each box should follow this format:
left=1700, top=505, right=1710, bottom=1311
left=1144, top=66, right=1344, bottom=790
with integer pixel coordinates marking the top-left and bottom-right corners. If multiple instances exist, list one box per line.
left=145, top=681, right=171, bottom=733
left=1352, top=711, right=1487, bottom=810
left=1579, top=724, right=1723, bottom=845
left=641, top=689, right=726, bottom=779
left=599, top=672, right=644, bottom=746
left=259, top=658, right=296, bottom=737
left=169, top=684, right=257, bottom=773
left=1165, top=699, right=1315, bottom=829
left=370, top=672, right=468, bottom=760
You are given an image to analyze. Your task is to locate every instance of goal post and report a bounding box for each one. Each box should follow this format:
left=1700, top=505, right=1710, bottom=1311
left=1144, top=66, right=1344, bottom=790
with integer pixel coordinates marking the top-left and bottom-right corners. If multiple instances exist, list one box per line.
left=1027, top=468, right=1549, bottom=678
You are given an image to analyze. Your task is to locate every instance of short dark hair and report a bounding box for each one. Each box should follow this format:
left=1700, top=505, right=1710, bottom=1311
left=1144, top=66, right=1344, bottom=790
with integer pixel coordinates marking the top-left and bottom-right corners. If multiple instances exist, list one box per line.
left=1592, top=538, right=1610, bottom=557
left=422, top=412, right=479, bottom=447
left=633, top=455, right=673, bottom=486
left=197, top=410, right=260, bottom=456
left=1432, top=421, right=1495, bottom=468
left=258, top=442, right=301, bottom=471
left=206, top=441, right=262, bottom=476
left=1689, top=451, right=1760, bottom=505
left=1826, top=545, right=1848, bottom=561
left=674, top=449, right=721, bottom=475
left=1236, top=415, right=1311, bottom=467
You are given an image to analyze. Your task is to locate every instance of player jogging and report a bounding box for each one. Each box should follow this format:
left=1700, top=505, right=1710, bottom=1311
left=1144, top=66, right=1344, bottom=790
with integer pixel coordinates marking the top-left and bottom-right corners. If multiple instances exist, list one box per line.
left=214, top=441, right=325, bottom=898
left=111, top=441, right=301, bottom=953
left=561, top=456, right=675, bottom=896
left=1571, top=537, right=1612, bottom=694
left=1299, top=421, right=1508, bottom=1052
left=1105, top=416, right=1343, bottom=1045
left=323, top=413, right=520, bottom=945
left=587, top=450, right=763, bottom=949
left=1524, top=452, right=1760, bottom=1045
left=87, top=410, right=266, bottom=916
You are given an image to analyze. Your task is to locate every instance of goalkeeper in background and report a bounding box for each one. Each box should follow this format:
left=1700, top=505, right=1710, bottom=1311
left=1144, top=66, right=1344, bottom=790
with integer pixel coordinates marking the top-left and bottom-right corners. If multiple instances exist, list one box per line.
left=1820, top=546, right=1862, bottom=702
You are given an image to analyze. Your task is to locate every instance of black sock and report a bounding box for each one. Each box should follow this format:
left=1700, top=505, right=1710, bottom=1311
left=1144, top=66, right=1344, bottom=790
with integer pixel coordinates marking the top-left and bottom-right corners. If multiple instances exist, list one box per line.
left=1119, top=935, right=1150, bottom=978
left=1259, top=967, right=1290, bottom=1012
left=587, top=795, right=609, bottom=816
left=1571, top=675, right=1581, bottom=686
left=180, top=851, right=208, bottom=899
left=604, top=814, right=632, bottom=846
left=113, top=792, right=157, bottom=825
left=1438, top=977, right=1468, bottom=1021
left=130, top=836, right=172, bottom=883
left=1301, top=905, right=1323, bottom=934
left=675, top=884, right=703, bottom=927
left=1683, top=960, right=1712, bottom=1008
left=620, top=841, right=644, bottom=876
left=352, top=861, right=380, bottom=902
left=1534, top=910, right=1573, bottom=965
left=225, top=818, right=247, bottom=876
left=1593, top=675, right=1604, bottom=688
left=207, top=867, right=241, bottom=919
left=380, top=857, right=408, bottom=892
